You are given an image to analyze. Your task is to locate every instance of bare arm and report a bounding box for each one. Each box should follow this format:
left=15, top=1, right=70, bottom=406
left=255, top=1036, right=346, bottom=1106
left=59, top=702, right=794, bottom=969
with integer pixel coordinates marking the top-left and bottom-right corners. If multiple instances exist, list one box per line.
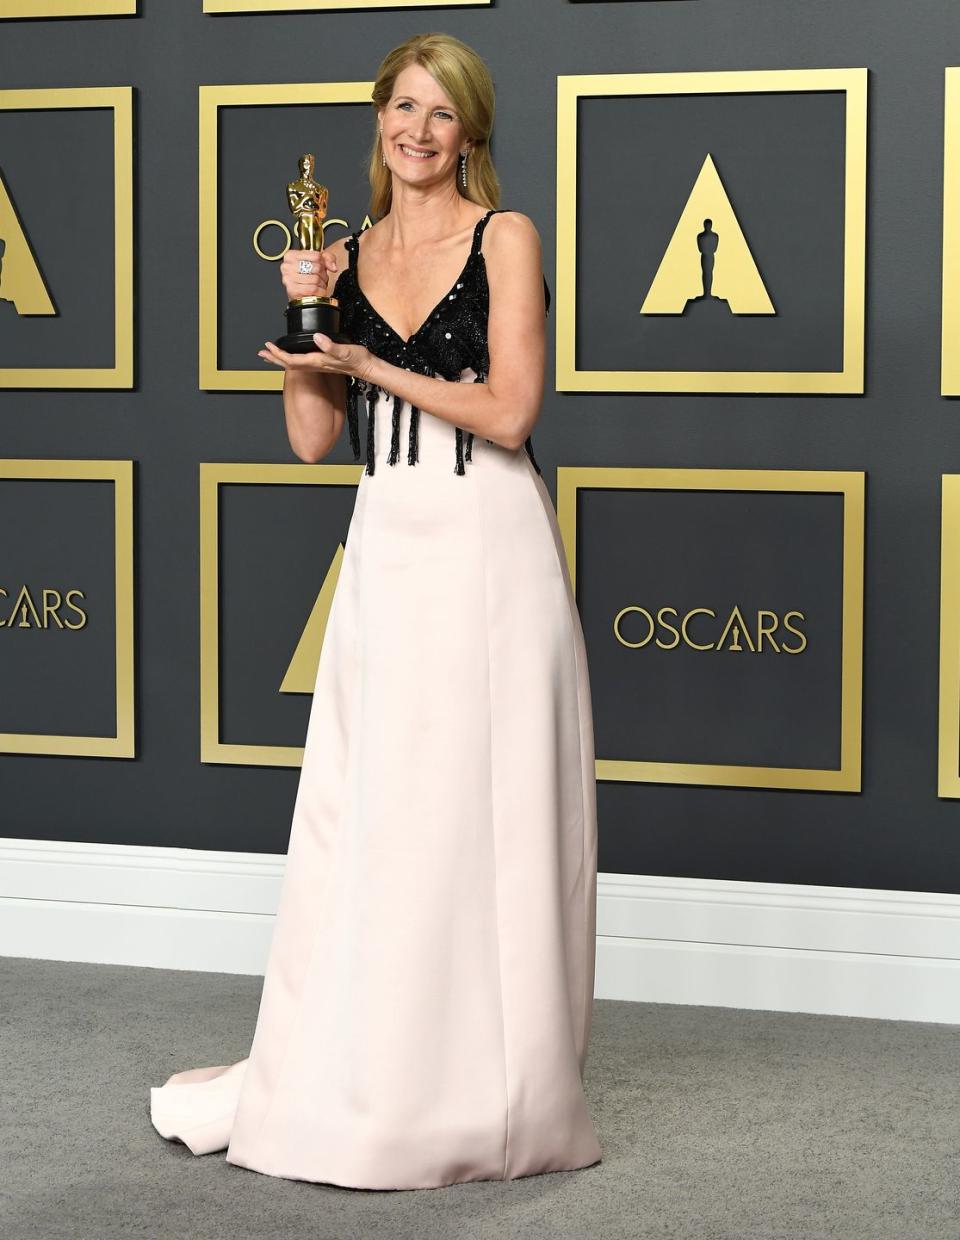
left=273, top=235, right=350, bottom=464
left=280, top=370, right=345, bottom=464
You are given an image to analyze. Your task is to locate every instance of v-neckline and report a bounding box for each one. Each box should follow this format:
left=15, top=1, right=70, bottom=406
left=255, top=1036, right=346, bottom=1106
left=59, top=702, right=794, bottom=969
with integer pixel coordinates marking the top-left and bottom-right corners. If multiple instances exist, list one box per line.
left=350, top=211, right=492, bottom=347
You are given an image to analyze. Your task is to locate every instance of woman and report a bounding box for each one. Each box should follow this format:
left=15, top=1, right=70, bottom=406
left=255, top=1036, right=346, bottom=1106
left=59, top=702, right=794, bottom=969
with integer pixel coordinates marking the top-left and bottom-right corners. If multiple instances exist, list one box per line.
left=150, top=32, right=602, bottom=1190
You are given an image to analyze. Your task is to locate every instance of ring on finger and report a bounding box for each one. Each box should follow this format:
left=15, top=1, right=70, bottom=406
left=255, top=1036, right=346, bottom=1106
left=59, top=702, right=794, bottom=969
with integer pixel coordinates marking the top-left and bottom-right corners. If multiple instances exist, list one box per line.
left=298, top=259, right=315, bottom=275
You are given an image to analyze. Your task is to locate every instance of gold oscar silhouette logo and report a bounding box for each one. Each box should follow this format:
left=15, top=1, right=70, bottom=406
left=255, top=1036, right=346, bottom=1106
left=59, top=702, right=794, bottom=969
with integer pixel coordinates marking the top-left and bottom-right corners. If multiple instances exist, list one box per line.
left=0, top=166, right=55, bottom=316
left=279, top=542, right=344, bottom=693
left=641, top=153, right=775, bottom=316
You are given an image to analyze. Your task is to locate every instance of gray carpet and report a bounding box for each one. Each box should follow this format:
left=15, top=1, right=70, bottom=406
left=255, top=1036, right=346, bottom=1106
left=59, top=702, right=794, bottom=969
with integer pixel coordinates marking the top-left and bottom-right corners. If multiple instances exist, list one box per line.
left=1, top=955, right=958, bottom=1240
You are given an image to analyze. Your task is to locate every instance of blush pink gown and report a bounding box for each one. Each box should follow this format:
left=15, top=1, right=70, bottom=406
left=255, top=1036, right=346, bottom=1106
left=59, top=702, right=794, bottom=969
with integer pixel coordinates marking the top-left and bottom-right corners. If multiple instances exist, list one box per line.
left=149, top=372, right=602, bottom=1190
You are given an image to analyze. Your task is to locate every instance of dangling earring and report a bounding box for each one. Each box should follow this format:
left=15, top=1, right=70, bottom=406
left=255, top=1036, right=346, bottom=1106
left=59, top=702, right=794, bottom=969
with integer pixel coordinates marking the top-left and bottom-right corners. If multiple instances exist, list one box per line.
left=460, top=149, right=469, bottom=189
left=379, top=126, right=386, bottom=167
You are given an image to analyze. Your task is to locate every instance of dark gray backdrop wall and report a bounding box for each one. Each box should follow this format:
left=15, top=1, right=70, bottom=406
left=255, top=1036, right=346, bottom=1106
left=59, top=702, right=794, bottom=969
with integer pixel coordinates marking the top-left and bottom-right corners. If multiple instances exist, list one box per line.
left=1, top=1, right=959, bottom=895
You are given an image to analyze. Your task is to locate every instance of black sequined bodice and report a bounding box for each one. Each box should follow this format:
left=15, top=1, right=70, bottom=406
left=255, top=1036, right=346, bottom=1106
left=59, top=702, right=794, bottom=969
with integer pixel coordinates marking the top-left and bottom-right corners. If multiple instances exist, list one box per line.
left=335, top=208, right=550, bottom=477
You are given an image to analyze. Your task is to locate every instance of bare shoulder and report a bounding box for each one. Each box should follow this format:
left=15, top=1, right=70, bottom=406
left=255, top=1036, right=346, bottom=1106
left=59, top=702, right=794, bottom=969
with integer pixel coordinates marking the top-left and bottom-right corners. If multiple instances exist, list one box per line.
left=484, top=209, right=541, bottom=259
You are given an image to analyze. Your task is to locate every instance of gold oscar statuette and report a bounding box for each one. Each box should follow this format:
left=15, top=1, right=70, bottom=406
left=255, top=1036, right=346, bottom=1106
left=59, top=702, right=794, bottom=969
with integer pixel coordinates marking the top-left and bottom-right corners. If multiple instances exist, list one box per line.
left=275, top=153, right=345, bottom=352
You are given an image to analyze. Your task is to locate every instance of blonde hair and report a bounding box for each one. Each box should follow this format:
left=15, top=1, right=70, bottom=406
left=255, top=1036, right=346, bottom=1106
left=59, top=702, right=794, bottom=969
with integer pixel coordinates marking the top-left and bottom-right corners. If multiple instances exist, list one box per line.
left=367, top=32, right=501, bottom=218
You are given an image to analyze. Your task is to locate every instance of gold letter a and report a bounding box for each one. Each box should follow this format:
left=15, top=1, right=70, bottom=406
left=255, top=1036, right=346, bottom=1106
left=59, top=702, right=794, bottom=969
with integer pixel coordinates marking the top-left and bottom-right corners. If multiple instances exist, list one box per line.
left=0, top=167, right=56, bottom=316
left=641, top=153, right=774, bottom=315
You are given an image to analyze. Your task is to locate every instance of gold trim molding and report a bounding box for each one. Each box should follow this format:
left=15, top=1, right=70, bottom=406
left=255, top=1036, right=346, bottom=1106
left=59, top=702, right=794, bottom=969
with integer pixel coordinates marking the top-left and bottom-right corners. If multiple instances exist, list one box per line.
left=556, top=466, right=865, bottom=791
left=0, top=87, right=134, bottom=389
left=204, top=0, right=488, bottom=9
left=941, top=70, right=960, bottom=394
left=0, top=459, right=134, bottom=758
left=938, top=475, right=960, bottom=795
left=200, top=461, right=362, bottom=766
left=1, top=1, right=136, bottom=15
left=556, top=68, right=868, bottom=394
left=198, top=82, right=374, bottom=392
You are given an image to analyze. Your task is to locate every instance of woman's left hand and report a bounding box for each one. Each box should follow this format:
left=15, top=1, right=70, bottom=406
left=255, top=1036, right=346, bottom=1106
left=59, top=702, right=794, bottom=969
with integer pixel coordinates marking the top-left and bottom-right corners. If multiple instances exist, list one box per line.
left=258, top=333, right=378, bottom=383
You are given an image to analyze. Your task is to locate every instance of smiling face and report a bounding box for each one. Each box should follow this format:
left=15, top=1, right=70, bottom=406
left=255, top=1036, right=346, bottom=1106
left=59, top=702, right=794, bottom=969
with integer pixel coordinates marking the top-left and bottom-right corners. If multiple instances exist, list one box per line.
left=378, top=61, right=472, bottom=188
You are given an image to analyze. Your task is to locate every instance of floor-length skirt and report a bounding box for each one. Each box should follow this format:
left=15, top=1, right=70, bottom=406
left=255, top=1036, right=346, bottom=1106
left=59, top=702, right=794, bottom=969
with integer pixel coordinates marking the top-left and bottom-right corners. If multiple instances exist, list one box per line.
left=150, top=375, right=602, bottom=1189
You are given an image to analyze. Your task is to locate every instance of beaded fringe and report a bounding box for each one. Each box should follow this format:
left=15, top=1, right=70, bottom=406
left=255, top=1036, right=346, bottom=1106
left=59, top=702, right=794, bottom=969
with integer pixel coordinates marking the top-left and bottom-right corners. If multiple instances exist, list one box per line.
left=347, top=373, right=540, bottom=477
left=364, top=385, right=379, bottom=476
left=346, top=376, right=362, bottom=462
left=408, top=405, right=420, bottom=465
left=387, top=391, right=402, bottom=466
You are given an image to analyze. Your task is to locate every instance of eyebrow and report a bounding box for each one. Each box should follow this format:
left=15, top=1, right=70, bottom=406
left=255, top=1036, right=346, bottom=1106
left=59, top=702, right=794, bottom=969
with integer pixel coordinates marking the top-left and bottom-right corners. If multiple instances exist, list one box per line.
left=395, top=95, right=456, bottom=111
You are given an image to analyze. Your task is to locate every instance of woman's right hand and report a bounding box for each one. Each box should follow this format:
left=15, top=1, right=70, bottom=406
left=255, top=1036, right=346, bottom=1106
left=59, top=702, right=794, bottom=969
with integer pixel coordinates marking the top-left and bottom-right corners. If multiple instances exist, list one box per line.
left=279, top=246, right=339, bottom=301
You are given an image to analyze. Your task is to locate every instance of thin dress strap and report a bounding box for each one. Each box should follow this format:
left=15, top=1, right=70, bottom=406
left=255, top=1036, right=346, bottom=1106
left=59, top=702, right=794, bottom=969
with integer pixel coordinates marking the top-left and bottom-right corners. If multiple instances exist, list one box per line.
left=345, top=231, right=360, bottom=269
left=470, top=208, right=500, bottom=256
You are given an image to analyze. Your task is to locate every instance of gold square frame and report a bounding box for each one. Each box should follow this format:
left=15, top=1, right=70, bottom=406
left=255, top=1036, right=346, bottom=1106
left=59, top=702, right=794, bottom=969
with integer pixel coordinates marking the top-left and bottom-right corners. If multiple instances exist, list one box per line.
left=0, top=87, right=133, bottom=389
left=937, top=475, right=960, bottom=794
left=200, top=461, right=363, bottom=766
left=0, top=459, right=134, bottom=758
left=556, top=68, right=868, bottom=394
left=1, top=1, right=136, bottom=15
left=204, top=0, right=487, bottom=9
left=199, top=81, right=376, bottom=391
left=556, top=466, right=865, bottom=791
left=941, top=70, right=960, bottom=394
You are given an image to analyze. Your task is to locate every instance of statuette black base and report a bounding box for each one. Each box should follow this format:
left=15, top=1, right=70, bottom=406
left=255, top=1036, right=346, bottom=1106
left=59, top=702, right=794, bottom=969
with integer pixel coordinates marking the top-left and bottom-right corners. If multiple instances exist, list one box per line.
left=276, top=297, right=346, bottom=353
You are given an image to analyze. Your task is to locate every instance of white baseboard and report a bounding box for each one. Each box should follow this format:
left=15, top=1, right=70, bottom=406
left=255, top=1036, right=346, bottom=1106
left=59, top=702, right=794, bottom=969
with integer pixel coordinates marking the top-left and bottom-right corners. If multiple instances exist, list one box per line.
left=2, top=837, right=959, bottom=1024
left=594, top=874, right=960, bottom=1024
